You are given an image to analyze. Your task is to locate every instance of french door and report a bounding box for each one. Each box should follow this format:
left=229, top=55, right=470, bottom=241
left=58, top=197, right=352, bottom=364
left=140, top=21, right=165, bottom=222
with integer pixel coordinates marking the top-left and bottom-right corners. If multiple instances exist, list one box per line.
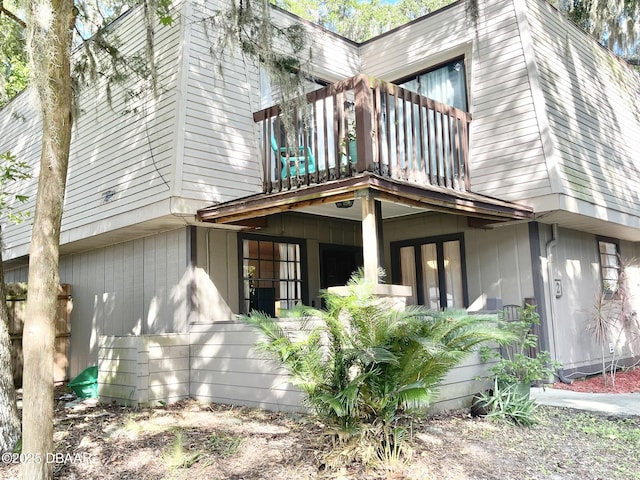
left=392, top=234, right=468, bottom=309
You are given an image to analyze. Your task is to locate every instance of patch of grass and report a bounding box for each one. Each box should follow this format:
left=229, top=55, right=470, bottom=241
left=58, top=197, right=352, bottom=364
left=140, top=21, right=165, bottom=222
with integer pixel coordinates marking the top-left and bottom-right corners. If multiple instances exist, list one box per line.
left=115, top=412, right=170, bottom=439
left=162, top=428, right=204, bottom=469
left=123, top=417, right=144, bottom=435
left=569, top=413, right=640, bottom=445
left=206, top=431, right=244, bottom=458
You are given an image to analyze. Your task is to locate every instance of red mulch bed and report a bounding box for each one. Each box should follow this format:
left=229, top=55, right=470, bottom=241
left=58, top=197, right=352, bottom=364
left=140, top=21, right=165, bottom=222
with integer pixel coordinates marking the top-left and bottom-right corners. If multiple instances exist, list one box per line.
left=553, top=366, right=640, bottom=393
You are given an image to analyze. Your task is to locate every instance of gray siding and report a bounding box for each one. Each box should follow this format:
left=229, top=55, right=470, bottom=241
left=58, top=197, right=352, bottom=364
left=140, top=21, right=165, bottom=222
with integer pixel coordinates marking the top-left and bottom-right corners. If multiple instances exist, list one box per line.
left=64, top=7, right=183, bottom=225
left=188, top=316, right=492, bottom=413
left=527, top=0, right=640, bottom=216
left=0, top=94, right=42, bottom=258
left=194, top=213, right=535, bottom=321
left=192, top=215, right=362, bottom=320
left=180, top=0, right=262, bottom=203
left=99, top=334, right=190, bottom=406
left=539, top=226, right=640, bottom=373
left=360, top=0, right=551, bottom=202
left=383, top=214, right=535, bottom=308
left=0, top=5, right=184, bottom=259
left=469, top=0, right=552, bottom=200
left=4, top=229, right=190, bottom=378
left=360, top=2, right=471, bottom=79
left=180, top=0, right=360, bottom=204
left=189, top=323, right=305, bottom=411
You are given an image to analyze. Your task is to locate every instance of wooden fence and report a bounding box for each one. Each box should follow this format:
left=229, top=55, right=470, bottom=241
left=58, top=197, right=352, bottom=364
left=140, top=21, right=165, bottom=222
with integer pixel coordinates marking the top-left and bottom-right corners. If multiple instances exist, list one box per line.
left=6, top=283, right=72, bottom=386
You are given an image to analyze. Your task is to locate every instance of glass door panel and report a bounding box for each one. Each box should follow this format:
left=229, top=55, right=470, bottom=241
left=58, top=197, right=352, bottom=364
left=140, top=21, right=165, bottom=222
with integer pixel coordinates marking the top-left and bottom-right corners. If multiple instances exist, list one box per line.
left=443, top=240, right=464, bottom=308
left=400, top=246, right=418, bottom=305
left=420, top=243, right=440, bottom=309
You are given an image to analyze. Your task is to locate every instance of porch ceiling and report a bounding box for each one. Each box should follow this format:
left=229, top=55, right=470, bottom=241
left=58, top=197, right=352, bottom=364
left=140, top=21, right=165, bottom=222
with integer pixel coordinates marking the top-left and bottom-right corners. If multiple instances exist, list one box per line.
left=196, top=172, right=533, bottom=227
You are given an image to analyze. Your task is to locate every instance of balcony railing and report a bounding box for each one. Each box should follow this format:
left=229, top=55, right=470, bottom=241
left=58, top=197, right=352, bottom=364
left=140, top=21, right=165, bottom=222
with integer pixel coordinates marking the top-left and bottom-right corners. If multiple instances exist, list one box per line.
left=253, top=74, right=471, bottom=194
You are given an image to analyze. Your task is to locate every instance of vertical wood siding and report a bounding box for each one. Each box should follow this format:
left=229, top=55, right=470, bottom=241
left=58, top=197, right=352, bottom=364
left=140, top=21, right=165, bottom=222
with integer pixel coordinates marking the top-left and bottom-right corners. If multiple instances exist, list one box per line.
left=192, top=215, right=362, bottom=320
left=53, top=229, right=189, bottom=378
left=541, top=226, right=640, bottom=373
left=383, top=213, right=534, bottom=308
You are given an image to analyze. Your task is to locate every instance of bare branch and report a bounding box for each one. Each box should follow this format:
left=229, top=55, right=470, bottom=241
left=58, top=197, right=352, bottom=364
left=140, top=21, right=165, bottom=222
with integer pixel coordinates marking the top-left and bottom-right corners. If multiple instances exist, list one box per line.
left=0, top=0, right=26, bottom=29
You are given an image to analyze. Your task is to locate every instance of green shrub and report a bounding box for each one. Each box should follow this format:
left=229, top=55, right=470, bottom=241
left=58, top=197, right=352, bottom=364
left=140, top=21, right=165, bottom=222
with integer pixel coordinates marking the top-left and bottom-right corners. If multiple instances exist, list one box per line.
left=481, top=304, right=560, bottom=385
left=242, top=273, right=512, bottom=465
left=473, top=378, right=539, bottom=426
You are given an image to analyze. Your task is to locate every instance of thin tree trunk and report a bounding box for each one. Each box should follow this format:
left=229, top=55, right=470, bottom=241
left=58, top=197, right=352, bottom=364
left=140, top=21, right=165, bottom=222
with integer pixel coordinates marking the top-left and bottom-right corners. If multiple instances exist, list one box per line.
left=22, top=1, right=75, bottom=478
left=0, top=239, right=21, bottom=454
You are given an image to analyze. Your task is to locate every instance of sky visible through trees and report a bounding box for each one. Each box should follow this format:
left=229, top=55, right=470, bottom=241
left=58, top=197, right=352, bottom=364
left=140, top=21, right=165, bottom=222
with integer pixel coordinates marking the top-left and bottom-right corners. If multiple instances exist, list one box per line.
left=1, top=0, right=638, bottom=106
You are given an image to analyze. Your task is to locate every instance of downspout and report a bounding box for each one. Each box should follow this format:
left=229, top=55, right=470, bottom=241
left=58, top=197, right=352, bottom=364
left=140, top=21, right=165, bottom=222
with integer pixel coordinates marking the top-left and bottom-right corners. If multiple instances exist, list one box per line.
left=546, top=223, right=571, bottom=384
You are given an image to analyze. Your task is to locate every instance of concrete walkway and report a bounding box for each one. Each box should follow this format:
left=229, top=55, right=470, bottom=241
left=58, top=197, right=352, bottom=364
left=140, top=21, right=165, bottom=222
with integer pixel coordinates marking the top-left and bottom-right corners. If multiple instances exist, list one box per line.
left=531, top=387, right=640, bottom=416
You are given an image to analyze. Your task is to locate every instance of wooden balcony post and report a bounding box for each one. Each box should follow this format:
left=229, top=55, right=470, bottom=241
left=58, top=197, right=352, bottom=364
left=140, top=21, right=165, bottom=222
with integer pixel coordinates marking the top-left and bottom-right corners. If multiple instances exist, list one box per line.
left=354, top=74, right=374, bottom=172
left=361, top=191, right=382, bottom=284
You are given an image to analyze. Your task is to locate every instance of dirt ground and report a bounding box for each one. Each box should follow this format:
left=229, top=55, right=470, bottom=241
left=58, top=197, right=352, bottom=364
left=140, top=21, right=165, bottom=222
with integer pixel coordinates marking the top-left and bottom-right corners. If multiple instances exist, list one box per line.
left=2, top=369, right=639, bottom=480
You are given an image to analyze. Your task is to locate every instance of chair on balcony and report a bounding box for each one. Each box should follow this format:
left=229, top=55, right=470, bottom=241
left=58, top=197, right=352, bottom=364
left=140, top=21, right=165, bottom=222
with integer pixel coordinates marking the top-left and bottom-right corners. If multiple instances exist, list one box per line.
left=270, top=135, right=316, bottom=179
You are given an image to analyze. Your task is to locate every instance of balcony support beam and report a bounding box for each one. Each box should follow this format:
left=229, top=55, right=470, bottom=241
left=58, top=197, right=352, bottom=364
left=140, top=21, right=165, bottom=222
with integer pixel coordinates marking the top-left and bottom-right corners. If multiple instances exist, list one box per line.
left=360, top=190, right=384, bottom=284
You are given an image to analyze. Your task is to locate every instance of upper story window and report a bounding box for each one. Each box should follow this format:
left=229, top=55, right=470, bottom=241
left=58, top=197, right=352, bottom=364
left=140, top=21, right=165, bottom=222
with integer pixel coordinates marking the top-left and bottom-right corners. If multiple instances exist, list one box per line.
left=598, top=238, right=620, bottom=295
left=239, top=234, right=307, bottom=317
left=398, top=58, right=468, bottom=111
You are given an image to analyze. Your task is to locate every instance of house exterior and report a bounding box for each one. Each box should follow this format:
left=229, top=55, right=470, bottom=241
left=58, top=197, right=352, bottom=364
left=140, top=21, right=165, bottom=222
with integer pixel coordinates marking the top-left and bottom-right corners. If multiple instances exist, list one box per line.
left=1, top=0, right=639, bottom=411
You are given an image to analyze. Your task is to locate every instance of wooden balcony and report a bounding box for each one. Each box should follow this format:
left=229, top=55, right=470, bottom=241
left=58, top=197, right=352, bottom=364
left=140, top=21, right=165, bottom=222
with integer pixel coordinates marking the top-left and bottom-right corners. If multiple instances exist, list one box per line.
left=253, top=74, right=471, bottom=194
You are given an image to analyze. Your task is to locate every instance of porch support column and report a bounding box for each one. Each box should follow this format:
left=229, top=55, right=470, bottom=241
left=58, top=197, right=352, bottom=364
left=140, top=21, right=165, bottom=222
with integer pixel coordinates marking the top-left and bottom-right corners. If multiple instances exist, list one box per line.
left=360, top=190, right=383, bottom=284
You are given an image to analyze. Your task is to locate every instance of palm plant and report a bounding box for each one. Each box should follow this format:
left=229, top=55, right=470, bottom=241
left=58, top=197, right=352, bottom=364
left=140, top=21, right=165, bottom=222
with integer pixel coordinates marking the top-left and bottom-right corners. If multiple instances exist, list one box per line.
left=241, top=273, right=513, bottom=464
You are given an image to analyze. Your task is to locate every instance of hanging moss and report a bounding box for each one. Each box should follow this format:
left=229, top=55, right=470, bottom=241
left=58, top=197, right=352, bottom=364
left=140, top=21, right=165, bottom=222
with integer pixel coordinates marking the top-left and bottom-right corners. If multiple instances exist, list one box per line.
left=203, top=0, right=313, bottom=140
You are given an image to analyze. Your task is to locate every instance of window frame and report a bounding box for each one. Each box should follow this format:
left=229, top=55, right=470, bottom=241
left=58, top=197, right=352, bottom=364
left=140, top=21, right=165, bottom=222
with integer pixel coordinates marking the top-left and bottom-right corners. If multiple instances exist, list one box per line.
left=237, top=233, right=308, bottom=316
left=390, top=233, right=469, bottom=309
left=597, top=236, right=621, bottom=297
left=393, top=56, right=469, bottom=111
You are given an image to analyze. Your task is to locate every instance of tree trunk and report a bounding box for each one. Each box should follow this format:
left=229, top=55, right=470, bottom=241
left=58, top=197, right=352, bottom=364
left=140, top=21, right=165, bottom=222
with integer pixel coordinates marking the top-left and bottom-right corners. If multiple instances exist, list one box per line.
left=0, top=240, right=21, bottom=454
left=22, top=1, right=75, bottom=478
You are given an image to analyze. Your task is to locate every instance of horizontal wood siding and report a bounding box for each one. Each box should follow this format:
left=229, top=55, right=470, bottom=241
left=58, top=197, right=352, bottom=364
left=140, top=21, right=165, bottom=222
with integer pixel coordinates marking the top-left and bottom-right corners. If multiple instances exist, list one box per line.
left=0, top=94, right=42, bottom=257
left=360, top=3, right=470, bottom=79
left=0, top=5, right=183, bottom=259
left=99, top=334, right=190, bottom=406
left=64, top=6, right=181, bottom=227
left=432, top=353, right=494, bottom=413
left=189, top=323, right=305, bottom=412
left=181, top=0, right=360, bottom=203
left=469, top=0, right=551, bottom=199
left=527, top=0, right=640, bottom=216
left=360, top=0, right=551, bottom=201
left=188, top=317, right=496, bottom=413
